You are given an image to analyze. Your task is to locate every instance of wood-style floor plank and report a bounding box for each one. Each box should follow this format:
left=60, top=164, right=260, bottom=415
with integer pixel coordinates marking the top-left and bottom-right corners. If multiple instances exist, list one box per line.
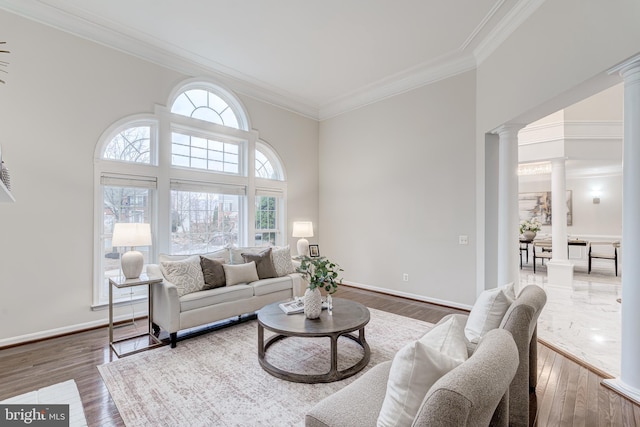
left=0, top=284, right=638, bottom=426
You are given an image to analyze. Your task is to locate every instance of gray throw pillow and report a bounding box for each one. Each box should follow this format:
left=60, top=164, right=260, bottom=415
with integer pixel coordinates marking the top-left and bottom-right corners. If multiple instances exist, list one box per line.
left=200, top=256, right=226, bottom=290
left=241, top=247, right=278, bottom=280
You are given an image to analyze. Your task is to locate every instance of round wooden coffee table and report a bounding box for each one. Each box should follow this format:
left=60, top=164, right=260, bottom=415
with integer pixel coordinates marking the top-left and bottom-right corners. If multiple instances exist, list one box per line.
left=257, top=298, right=371, bottom=383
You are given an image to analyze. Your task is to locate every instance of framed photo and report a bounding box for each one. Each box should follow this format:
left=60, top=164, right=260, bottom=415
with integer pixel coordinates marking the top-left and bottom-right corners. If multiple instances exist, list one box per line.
left=309, top=244, right=320, bottom=257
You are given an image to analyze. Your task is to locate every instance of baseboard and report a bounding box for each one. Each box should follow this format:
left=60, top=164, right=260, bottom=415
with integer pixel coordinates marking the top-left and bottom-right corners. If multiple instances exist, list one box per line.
left=341, top=280, right=473, bottom=311
left=0, top=312, right=148, bottom=349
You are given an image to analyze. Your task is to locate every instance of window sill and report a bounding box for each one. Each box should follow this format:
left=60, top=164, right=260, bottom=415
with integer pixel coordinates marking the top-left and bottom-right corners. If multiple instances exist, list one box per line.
left=91, top=295, right=148, bottom=311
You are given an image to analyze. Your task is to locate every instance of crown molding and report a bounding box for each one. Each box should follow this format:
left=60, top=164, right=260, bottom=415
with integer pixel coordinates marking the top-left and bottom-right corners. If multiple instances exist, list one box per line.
left=0, top=0, right=321, bottom=120
left=474, top=0, right=547, bottom=65
left=318, top=53, right=477, bottom=120
left=0, top=0, right=543, bottom=121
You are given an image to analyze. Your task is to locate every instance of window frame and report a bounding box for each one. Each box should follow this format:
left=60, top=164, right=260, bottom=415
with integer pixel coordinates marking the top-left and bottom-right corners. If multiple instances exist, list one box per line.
left=93, top=80, right=287, bottom=308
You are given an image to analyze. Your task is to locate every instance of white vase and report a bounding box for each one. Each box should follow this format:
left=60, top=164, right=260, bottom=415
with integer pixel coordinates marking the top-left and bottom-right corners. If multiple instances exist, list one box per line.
left=523, top=231, right=536, bottom=241
left=304, top=287, right=322, bottom=319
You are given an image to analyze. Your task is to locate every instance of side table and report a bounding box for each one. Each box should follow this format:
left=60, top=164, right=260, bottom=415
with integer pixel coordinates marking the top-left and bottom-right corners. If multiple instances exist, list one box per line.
left=108, top=273, right=164, bottom=357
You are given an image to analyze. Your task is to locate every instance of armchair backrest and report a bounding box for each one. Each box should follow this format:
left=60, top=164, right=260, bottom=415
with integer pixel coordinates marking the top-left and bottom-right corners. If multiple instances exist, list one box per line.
left=412, top=329, right=518, bottom=427
left=499, top=284, right=547, bottom=427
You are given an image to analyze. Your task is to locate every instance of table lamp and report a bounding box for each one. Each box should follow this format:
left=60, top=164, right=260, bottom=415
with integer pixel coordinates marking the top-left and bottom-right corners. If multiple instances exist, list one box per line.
left=292, top=221, right=313, bottom=257
left=112, top=223, right=152, bottom=279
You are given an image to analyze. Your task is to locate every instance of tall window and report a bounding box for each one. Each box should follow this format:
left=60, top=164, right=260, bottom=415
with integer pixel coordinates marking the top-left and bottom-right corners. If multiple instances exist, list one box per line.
left=171, top=190, right=240, bottom=254
left=94, top=81, right=286, bottom=307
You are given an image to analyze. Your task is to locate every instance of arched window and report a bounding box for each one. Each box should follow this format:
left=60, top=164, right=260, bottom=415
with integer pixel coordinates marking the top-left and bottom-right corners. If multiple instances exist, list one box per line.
left=103, top=126, right=152, bottom=164
left=170, top=84, right=248, bottom=130
left=93, top=81, right=287, bottom=307
left=255, top=142, right=284, bottom=181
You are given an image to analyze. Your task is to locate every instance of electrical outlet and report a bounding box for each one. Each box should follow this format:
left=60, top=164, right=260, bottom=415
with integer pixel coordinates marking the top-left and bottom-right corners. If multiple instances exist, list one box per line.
left=459, top=235, right=469, bottom=245
left=402, top=273, right=409, bottom=282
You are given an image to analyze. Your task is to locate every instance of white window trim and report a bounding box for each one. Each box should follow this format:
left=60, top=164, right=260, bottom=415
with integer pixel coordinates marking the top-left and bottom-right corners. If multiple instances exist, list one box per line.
left=93, top=80, right=287, bottom=307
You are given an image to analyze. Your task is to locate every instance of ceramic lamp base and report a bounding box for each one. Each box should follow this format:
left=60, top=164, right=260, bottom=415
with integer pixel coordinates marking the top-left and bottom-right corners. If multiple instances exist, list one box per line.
left=121, top=250, right=144, bottom=279
left=296, top=238, right=309, bottom=257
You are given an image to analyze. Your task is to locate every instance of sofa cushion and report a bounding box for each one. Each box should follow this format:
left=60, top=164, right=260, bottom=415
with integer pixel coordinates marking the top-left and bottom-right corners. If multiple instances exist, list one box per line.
left=179, top=284, right=254, bottom=312
left=242, top=247, right=278, bottom=280
left=230, top=246, right=263, bottom=264
left=159, top=249, right=230, bottom=275
left=377, top=316, right=468, bottom=427
left=200, top=256, right=226, bottom=290
left=464, top=287, right=513, bottom=344
left=252, top=276, right=293, bottom=296
left=223, top=261, right=260, bottom=286
left=161, top=255, right=206, bottom=297
left=272, top=245, right=296, bottom=277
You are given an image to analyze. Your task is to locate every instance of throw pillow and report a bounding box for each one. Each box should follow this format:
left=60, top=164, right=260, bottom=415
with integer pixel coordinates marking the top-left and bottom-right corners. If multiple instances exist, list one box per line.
left=271, top=245, right=296, bottom=277
left=241, top=247, right=278, bottom=280
left=161, top=255, right=206, bottom=297
left=464, top=287, right=513, bottom=344
left=199, top=256, right=226, bottom=290
left=377, top=316, right=468, bottom=427
left=223, top=261, right=259, bottom=286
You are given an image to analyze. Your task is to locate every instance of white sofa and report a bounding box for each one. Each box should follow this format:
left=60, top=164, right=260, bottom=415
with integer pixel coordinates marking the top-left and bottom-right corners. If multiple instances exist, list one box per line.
left=147, top=246, right=303, bottom=348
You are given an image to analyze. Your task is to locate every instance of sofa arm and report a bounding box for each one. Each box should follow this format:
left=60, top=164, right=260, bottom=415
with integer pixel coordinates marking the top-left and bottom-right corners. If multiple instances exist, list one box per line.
left=288, top=272, right=305, bottom=298
left=147, top=264, right=181, bottom=335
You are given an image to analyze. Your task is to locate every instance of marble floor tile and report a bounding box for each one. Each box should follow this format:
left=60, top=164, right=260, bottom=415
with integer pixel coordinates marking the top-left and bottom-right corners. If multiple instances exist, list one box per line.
left=519, top=262, right=622, bottom=377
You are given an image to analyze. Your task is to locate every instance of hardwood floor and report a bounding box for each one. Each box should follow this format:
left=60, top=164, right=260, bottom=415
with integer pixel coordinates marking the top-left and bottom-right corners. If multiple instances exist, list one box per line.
left=0, top=285, right=638, bottom=426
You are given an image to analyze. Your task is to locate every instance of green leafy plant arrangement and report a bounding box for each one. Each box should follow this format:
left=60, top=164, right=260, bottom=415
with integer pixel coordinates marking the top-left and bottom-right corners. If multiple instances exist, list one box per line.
left=296, top=256, right=343, bottom=294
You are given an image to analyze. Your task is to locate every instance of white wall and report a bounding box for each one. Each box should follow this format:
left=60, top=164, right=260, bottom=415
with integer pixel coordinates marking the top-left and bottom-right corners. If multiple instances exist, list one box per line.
left=319, top=71, right=477, bottom=307
left=0, top=10, right=318, bottom=344
left=477, top=0, right=640, bottom=288
left=519, top=175, right=623, bottom=238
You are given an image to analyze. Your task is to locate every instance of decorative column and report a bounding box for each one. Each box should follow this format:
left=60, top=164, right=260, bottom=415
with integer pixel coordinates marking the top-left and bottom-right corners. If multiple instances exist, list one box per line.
left=546, top=157, right=573, bottom=286
left=496, top=124, right=525, bottom=289
left=603, top=55, right=640, bottom=403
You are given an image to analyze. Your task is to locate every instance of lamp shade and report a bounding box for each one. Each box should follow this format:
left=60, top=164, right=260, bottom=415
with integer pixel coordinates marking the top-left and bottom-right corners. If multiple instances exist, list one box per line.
left=112, top=223, right=152, bottom=247
left=292, top=221, right=313, bottom=238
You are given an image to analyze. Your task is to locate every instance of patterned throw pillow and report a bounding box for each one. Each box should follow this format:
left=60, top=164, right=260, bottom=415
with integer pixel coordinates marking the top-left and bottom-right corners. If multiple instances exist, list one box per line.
left=200, top=256, right=226, bottom=290
left=271, top=245, right=296, bottom=277
left=161, top=255, right=206, bottom=297
left=241, top=247, right=278, bottom=280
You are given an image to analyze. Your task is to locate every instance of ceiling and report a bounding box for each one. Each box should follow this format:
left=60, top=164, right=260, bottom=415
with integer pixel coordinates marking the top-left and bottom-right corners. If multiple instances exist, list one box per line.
left=0, top=0, right=543, bottom=119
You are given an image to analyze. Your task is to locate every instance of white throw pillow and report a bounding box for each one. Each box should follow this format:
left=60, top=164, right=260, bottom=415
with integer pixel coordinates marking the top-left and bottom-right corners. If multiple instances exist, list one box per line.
left=377, top=316, right=468, bottom=427
left=271, top=245, right=296, bottom=277
left=464, top=287, right=513, bottom=344
left=223, top=261, right=259, bottom=286
left=161, top=255, right=206, bottom=297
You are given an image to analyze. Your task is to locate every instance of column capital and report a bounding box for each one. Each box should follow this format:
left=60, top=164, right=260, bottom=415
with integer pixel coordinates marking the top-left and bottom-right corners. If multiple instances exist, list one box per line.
left=608, top=54, right=640, bottom=80
left=492, top=123, right=527, bottom=137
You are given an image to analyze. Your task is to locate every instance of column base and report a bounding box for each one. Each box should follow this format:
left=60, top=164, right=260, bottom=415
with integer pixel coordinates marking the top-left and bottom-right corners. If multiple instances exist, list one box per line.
left=546, top=260, right=574, bottom=287
left=602, top=378, right=640, bottom=405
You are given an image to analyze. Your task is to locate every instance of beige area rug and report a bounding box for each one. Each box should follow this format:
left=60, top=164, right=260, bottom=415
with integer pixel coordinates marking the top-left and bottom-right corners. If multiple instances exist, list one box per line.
left=98, top=308, right=433, bottom=427
left=0, top=379, right=88, bottom=427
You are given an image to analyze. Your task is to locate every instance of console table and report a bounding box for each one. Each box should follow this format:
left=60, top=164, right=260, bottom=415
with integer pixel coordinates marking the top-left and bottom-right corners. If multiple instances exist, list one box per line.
left=108, top=273, right=164, bottom=357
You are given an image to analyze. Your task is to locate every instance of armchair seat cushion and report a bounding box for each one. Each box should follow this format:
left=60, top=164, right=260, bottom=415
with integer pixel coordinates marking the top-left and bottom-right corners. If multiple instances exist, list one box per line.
left=179, top=285, right=254, bottom=312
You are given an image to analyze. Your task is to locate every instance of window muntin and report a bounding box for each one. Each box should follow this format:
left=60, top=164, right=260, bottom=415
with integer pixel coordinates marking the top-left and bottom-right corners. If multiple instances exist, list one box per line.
left=171, top=190, right=240, bottom=254
left=255, top=195, right=279, bottom=246
left=103, top=126, right=151, bottom=164
left=171, top=89, right=240, bottom=129
left=171, top=132, right=240, bottom=174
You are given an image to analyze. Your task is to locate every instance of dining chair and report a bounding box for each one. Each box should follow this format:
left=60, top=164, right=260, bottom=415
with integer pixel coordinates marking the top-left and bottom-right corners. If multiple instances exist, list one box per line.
left=588, top=241, right=620, bottom=276
left=532, top=240, right=552, bottom=273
